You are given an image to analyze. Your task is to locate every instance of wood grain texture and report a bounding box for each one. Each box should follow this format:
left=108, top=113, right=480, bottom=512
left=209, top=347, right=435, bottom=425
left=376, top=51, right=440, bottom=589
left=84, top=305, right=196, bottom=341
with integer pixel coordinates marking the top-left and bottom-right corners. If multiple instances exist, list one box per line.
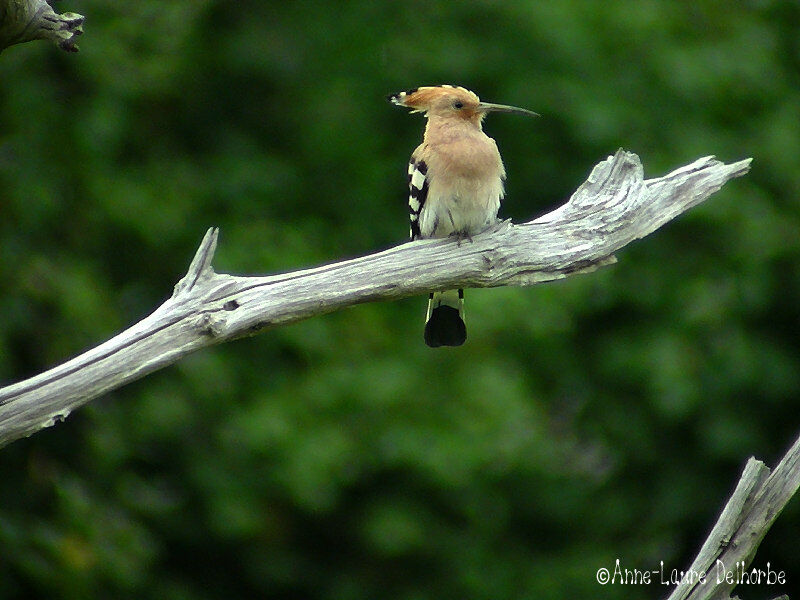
left=0, top=151, right=751, bottom=447
left=667, top=434, right=800, bottom=600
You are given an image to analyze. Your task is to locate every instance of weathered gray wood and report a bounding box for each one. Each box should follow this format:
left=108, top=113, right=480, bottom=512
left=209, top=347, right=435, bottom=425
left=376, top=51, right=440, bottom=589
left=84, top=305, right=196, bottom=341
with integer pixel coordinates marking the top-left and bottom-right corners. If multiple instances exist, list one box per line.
left=0, top=151, right=750, bottom=447
left=667, top=434, right=800, bottom=600
left=0, top=0, right=83, bottom=53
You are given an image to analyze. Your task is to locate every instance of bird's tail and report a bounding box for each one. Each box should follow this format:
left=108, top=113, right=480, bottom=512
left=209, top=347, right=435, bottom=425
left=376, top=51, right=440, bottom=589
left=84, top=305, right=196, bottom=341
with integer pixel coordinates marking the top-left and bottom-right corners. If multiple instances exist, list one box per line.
left=424, top=289, right=466, bottom=347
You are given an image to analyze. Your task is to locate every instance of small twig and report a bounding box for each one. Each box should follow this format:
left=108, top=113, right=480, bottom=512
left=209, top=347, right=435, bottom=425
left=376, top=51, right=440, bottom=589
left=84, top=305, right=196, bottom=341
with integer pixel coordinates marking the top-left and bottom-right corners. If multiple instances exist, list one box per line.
left=173, top=227, right=219, bottom=297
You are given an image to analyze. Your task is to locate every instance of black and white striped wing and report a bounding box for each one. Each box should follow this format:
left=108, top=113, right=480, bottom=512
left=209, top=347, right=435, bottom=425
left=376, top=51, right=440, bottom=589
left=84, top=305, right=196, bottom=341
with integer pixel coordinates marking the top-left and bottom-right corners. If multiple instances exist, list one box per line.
left=407, top=159, right=429, bottom=240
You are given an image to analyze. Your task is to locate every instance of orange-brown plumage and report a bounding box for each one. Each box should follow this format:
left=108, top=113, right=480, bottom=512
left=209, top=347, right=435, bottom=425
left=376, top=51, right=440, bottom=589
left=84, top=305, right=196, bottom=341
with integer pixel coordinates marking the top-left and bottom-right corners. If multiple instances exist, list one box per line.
left=389, top=85, right=485, bottom=124
left=389, top=85, right=537, bottom=347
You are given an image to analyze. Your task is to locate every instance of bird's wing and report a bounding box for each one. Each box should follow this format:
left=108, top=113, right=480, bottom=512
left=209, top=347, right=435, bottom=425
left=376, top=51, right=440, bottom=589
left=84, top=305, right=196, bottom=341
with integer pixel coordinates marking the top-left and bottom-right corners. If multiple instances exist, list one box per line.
left=407, top=158, right=429, bottom=240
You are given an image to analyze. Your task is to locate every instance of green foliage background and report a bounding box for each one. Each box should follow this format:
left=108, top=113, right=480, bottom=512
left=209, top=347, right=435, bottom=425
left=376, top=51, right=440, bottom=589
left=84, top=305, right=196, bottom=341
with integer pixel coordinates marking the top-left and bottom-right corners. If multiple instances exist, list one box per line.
left=1, top=1, right=799, bottom=598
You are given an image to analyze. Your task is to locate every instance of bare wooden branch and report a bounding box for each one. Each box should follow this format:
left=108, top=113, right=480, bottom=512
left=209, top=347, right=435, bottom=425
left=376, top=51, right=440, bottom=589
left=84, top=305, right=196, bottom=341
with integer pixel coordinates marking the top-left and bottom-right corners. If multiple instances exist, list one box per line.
left=667, top=433, right=800, bottom=600
left=0, top=150, right=750, bottom=447
left=0, top=0, right=84, bottom=53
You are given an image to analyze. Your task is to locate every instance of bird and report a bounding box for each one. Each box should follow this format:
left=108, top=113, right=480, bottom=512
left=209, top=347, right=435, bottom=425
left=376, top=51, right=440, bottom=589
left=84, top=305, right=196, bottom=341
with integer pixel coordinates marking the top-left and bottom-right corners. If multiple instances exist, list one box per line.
left=388, top=85, right=538, bottom=347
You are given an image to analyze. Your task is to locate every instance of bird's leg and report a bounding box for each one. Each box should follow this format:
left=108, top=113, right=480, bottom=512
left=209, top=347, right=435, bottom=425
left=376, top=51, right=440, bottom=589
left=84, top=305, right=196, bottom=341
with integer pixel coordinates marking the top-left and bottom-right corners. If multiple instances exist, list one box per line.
left=449, top=230, right=473, bottom=246
left=444, top=209, right=473, bottom=246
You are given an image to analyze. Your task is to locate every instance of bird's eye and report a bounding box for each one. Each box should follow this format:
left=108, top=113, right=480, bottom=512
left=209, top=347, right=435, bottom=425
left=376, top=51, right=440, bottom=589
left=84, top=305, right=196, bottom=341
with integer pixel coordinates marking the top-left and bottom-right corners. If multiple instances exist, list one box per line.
left=453, top=101, right=464, bottom=109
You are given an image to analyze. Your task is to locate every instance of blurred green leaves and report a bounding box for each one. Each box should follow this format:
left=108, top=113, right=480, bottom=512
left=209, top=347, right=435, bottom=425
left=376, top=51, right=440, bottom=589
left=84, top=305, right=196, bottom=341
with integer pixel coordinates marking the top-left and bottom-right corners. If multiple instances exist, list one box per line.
left=1, top=1, right=799, bottom=599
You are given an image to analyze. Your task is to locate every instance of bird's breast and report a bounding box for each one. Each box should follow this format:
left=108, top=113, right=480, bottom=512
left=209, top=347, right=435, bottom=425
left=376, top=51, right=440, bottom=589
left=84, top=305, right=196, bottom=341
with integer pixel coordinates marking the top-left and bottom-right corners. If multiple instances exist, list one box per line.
left=427, top=133, right=502, bottom=180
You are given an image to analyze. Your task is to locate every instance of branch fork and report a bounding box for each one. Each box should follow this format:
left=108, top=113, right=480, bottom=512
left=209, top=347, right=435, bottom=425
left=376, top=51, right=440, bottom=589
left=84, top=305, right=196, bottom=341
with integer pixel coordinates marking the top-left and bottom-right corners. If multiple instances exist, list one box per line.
left=0, top=150, right=751, bottom=447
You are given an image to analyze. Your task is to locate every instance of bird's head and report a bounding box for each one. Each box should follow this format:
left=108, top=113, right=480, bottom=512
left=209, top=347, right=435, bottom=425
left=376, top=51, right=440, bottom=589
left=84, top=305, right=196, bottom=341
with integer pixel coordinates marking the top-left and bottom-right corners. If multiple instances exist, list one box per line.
left=388, top=85, right=538, bottom=124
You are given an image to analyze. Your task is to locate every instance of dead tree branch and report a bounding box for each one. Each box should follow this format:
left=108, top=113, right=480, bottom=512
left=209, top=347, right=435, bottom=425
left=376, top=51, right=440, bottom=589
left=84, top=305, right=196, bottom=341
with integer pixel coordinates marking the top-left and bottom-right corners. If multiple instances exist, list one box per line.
left=0, top=150, right=750, bottom=447
left=0, top=0, right=84, bottom=53
left=667, top=433, right=800, bottom=600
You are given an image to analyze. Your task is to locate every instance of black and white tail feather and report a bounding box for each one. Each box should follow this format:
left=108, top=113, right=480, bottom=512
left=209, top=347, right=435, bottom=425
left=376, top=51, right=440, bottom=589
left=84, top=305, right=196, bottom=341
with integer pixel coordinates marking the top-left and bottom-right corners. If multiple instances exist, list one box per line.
left=407, top=158, right=467, bottom=347
left=424, top=289, right=466, bottom=347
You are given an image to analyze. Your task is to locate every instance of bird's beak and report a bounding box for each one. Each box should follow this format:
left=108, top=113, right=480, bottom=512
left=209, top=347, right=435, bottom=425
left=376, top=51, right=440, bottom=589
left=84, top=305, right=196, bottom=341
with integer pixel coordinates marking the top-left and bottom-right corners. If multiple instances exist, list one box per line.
left=478, top=102, right=539, bottom=117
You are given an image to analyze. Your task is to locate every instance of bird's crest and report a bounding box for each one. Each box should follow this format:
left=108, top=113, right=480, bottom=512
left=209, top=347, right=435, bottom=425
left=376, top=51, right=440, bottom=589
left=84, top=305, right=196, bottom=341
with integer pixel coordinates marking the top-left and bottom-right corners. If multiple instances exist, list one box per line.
left=388, top=85, right=480, bottom=114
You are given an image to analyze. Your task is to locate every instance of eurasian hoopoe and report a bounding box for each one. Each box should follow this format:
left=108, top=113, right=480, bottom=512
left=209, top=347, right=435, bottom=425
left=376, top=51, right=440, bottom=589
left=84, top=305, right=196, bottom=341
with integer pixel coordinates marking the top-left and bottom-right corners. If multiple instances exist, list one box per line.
left=388, top=85, right=538, bottom=347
